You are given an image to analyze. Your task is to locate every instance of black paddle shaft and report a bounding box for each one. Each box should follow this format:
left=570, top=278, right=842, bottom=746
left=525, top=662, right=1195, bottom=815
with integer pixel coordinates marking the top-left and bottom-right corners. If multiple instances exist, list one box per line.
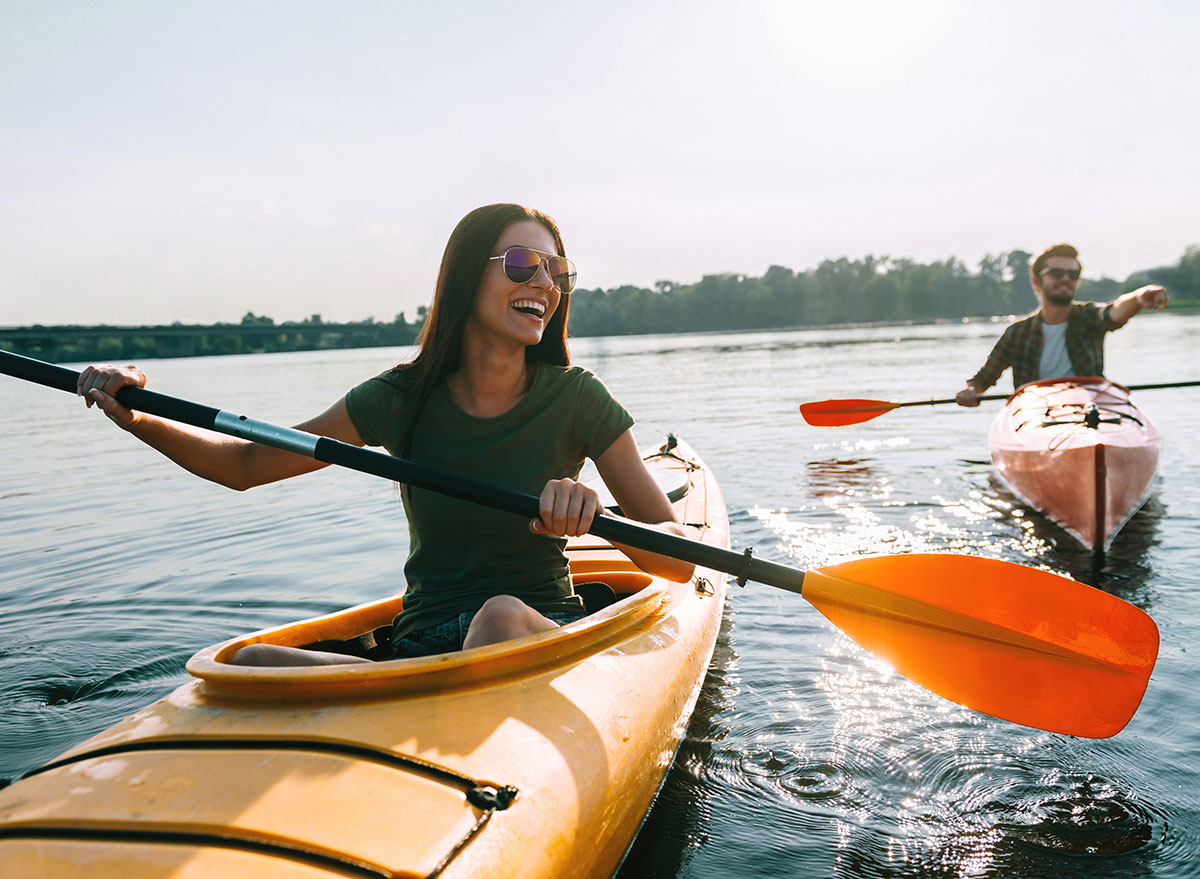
left=907, top=379, right=1200, bottom=408
left=0, top=350, right=807, bottom=595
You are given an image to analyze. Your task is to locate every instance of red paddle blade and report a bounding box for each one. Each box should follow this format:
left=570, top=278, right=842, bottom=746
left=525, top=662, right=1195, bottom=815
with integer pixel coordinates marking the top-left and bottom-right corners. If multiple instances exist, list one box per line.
left=799, top=398, right=898, bottom=426
left=803, top=554, right=1159, bottom=738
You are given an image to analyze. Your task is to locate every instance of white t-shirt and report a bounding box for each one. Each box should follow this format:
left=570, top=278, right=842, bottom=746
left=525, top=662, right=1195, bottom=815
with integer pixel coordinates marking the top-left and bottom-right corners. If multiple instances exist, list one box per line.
left=1038, top=320, right=1074, bottom=379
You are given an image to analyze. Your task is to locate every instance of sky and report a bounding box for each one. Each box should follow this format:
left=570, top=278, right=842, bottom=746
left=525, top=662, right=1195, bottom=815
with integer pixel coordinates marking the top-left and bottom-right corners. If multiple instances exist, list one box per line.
left=2, top=0, right=1198, bottom=327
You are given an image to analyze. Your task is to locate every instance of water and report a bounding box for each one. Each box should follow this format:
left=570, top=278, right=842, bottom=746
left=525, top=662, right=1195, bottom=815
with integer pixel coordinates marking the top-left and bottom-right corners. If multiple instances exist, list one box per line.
left=2, top=315, right=1198, bottom=878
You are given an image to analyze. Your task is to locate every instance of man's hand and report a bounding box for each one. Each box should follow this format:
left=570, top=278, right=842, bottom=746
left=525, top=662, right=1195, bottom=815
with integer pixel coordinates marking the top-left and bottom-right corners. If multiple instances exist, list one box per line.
left=955, top=385, right=981, bottom=407
left=1135, top=285, right=1169, bottom=310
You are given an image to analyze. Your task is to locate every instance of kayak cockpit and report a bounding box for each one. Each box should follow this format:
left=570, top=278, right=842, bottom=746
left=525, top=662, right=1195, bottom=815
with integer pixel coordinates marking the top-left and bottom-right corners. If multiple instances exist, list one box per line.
left=185, top=563, right=678, bottom=701
left=186, top=439, right=709, bottom=701
left=264, top=568, right=655, bottom=662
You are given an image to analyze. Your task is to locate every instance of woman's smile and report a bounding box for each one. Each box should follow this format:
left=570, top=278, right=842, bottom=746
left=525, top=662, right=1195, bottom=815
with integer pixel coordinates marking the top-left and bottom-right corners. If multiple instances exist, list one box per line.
left=511, top=297, right=548, bottom=319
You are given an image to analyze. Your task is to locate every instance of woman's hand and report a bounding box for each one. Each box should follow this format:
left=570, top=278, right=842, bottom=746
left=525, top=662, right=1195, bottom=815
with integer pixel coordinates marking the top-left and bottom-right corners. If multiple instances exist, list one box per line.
left=531, top=478, right=602, bottom=537
left=76, top=364, right=146, bottom=429
left=593, top=431, right=696, bottom=583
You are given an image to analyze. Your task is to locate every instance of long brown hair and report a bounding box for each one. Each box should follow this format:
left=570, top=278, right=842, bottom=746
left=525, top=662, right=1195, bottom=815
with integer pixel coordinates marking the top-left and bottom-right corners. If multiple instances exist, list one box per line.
left=397, top=204, right=572, bottom=455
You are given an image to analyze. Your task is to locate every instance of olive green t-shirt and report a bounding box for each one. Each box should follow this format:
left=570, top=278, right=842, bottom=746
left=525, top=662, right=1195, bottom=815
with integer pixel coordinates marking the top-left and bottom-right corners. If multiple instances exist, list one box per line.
left=344, top=363, right=634, bottom=639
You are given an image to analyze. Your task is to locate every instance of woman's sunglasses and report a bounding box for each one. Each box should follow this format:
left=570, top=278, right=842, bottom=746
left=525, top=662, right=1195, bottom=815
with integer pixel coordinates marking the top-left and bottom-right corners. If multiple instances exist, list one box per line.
left=1039, top=267, right=1081, bottom=281
left=489, top=246, right=577, bottom=293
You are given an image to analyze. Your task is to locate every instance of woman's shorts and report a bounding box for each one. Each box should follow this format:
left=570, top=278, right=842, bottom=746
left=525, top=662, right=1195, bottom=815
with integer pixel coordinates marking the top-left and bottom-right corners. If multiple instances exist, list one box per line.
left=390, top=606, right=589, bottom=659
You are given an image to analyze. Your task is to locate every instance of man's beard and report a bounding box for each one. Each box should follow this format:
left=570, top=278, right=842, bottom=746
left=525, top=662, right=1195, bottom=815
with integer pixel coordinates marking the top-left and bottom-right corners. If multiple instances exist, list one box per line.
left=1044, top=288, right=1075, bottom=306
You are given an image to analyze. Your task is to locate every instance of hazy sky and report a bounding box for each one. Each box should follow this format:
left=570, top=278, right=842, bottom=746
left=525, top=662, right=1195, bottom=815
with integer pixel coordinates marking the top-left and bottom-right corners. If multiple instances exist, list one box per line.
left=3, top=0, right=1197, bottom=326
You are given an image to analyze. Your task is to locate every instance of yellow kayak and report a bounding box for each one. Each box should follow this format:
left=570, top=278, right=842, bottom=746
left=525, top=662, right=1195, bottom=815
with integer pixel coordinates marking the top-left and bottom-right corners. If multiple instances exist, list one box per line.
left=0, top=437, right=729, bottom=879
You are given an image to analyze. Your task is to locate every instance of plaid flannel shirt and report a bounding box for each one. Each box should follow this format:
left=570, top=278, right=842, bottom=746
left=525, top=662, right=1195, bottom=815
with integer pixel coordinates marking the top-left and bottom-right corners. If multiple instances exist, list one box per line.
left=968, top=301, right=1123, bottom=392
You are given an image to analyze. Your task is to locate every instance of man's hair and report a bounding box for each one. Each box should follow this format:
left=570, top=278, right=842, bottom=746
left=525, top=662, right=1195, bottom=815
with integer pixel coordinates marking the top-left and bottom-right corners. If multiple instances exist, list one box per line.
left=1031, top=243, right=1081, bottom=278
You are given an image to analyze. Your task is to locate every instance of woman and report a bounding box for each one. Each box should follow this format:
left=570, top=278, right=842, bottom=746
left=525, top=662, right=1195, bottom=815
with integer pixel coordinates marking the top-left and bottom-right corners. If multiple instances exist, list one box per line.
left=76, top=204, right=694, bottom=665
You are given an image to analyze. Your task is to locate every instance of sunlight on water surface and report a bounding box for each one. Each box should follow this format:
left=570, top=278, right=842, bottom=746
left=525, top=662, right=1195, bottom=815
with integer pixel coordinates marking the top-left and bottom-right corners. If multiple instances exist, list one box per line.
left=3, top=319, right=1198, bottom=878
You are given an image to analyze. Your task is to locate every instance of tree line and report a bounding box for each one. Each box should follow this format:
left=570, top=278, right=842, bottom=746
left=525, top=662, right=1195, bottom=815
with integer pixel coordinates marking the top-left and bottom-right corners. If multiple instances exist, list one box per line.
left=565, top=245, right=1198, bottom=337
left=4, top=246, right=1195, bottom=362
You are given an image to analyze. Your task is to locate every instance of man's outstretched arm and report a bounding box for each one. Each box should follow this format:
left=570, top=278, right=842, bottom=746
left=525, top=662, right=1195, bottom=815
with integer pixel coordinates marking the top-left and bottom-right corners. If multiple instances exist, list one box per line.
left=1108, top=285, right=1169, bottom=326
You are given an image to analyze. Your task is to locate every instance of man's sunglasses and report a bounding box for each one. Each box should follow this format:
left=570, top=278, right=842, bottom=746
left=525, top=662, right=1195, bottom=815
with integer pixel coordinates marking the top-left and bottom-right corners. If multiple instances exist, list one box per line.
left=489, top=246, right=577, bottom=293
left=1040, top=267, right=1081, bottom=281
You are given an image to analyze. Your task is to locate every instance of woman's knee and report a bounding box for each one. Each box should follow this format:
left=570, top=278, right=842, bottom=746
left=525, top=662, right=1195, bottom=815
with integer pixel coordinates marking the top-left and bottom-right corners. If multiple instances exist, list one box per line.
left=475, top=594, right=533, bottom=627
left=466, top=595, right=555, bottom=646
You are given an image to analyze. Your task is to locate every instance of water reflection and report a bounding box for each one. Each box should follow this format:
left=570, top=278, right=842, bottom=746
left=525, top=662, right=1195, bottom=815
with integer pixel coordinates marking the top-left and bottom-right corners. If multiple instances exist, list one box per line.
left=876, top=767, right=1164, bottom=878
left=626, top=608, right=1171, bottom=879
left=984, top=475, right=1164, bottom=607
left=733, top=450, right=1171, bottom=877
left=755, top=452, right=1001, bottom=567
left=806, top=636, right=1163, bottom=878
left=574, top=323, right=995, bottom=365
left=5, top=323, right=1196, bottom=879
left=805, top=458, right=881, bottom=498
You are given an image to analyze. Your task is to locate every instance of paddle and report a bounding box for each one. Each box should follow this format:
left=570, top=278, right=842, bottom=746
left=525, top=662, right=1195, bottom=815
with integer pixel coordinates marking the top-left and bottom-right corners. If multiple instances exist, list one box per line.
left=1, top=350, right=1159, bottom=738
left=801, top=379, right=1200, bottom=426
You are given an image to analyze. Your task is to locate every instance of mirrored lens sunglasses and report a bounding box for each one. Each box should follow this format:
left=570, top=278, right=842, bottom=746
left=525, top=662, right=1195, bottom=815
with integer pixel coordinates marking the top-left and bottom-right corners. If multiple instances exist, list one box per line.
left=490, top=246, right=577, bottom=293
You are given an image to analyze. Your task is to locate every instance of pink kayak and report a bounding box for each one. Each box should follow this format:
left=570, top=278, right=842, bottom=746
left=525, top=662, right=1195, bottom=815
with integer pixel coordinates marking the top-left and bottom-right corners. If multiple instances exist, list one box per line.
left=987, top=377, right=1160, bottom=552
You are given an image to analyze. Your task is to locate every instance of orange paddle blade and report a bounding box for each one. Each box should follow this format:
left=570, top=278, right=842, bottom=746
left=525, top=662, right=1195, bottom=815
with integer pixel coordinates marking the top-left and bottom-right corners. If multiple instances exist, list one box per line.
left=799, top=398, right=899, bottom=426
left=803, top=554, right=1158, bottom=737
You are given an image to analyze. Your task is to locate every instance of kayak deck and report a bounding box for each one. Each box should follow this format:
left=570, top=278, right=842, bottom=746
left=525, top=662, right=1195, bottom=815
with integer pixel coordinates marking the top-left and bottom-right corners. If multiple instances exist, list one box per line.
left=0, top=438, right=729, bottom=879
left=987, top=378, right=1160, bottom=552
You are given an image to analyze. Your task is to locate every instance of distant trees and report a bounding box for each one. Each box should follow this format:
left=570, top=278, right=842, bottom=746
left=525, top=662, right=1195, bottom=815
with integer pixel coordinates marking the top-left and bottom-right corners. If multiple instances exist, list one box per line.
left=0, top=314, right=422, bottom=362
left=7, top=246, right=1194, bottom=361
left=1130, top=245, right=1200, bottom=303
left=1005, top=250, right=1036, bottom=312
left=569, top=249, right=1049, bottom=336
left=564, top=245, right=1198, bottom=338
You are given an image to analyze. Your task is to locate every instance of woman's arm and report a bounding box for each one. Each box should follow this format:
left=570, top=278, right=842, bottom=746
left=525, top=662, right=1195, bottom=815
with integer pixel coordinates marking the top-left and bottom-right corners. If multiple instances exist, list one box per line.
left=528, top=431, right=695, bottom=581
left=77, top=364, right=365, bottom=491
left=591, top=430, right=696, bottom=582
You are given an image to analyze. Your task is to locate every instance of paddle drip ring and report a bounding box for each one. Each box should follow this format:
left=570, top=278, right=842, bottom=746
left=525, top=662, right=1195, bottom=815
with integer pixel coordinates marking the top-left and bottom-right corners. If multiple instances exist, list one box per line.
left=736, top=547, right=753, bottom=587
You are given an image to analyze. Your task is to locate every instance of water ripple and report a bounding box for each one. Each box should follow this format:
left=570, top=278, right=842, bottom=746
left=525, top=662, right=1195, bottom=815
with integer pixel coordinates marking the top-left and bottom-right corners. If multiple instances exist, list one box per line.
left=7, top=330, right=1200, bottom=879
left=739, top=746, right=849, bottom=802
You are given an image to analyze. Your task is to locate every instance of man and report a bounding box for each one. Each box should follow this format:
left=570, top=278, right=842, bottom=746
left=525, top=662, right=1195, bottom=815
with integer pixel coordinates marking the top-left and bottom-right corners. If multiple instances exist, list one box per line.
left=956, top=243, right=1169, bottom=406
